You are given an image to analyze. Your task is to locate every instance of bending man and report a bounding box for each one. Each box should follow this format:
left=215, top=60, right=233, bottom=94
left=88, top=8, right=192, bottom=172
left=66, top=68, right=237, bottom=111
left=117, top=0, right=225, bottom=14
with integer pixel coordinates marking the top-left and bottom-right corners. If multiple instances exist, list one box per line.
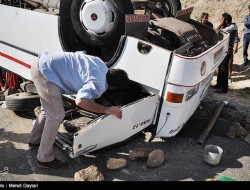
left=28, top=51, right=130, bottom=169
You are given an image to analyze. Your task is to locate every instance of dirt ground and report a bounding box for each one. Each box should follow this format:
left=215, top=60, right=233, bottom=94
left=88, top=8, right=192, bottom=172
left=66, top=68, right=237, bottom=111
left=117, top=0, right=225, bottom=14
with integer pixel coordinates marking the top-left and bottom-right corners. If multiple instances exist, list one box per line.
left=0, top=54, right=250, bottom=182
left=1, top=82, right=250, bottom=183
left=0, top=0, right=250, bottom=183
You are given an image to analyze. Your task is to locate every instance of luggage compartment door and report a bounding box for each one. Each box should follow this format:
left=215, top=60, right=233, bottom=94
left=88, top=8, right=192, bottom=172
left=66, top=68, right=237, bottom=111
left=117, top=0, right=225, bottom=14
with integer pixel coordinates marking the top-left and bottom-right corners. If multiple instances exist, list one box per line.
left=73, top=94, right=159, bottom=156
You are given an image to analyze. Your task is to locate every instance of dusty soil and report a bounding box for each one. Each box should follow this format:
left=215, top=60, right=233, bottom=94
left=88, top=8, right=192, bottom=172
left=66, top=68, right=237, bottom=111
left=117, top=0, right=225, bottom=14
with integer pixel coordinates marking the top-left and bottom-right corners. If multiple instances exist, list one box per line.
left=0, top=0, right=250, bottom=183
left=1, top=90, right=250, bottom=182
left=1, top=62, right=249, bottom=182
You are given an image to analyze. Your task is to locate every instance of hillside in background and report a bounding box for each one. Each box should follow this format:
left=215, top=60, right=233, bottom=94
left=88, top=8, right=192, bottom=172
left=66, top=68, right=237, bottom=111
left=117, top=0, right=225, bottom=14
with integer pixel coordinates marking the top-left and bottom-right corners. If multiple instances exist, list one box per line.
left=181, top=0, right=249, bottom=64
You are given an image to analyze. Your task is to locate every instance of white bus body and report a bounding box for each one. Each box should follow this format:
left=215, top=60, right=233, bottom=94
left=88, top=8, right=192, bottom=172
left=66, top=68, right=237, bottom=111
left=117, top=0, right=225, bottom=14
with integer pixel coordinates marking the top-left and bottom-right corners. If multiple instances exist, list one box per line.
left=0, top=2, right=229, bottom=157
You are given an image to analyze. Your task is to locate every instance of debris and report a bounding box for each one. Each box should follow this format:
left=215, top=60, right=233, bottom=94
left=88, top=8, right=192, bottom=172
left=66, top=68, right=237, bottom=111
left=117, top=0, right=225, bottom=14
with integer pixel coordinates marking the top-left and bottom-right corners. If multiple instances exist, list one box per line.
left=240, top=115, right=248, bottom=128
left=245, top=134, right=250, bottom=144
left=142, top=165, right=149, bottom=172
left=0, top=167, right=8, bottom=181
left=146, top=149, right=165, bottom=168
left=106, top=158, right=127, bottom=170
left=205, top=178, right=218, bottom=181
left=113, top=178, right=126, bottom=181
left=226, top=128, right=236, bottom=139
left=235, top=125, right=248, bottom=137
left=223, top=101, right=236, bottom=110
left=128, top=147, right=154, bottom=160
left=74, top=165, right=104, bottom=181
left=226, top=122, right=248, bottom=139
left=218, top=175, right=236, bottom=181
left=62, top=120, right=81, bottom=133
left=34, top=106, right=41, bottom=118
left=206, top=176, right=236, bottom=181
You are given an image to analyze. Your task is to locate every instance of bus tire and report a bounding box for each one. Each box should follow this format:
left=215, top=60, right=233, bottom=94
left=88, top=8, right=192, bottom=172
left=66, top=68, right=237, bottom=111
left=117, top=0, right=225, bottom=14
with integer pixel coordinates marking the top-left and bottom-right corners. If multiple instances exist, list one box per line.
left=163, top=0, right=182, bottom=17
left=5, top=92, right=40, bottom=112
left=70, top=0, right=134, bottom=48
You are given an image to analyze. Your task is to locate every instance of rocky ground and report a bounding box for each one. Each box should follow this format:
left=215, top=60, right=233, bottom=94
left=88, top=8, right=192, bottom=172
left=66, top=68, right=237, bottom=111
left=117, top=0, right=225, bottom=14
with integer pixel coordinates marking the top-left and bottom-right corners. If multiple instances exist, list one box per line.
left=1, top=57, right=250, bottom=182
left=0, top=0, right=250, bottom=183
left=1, top=88, right=250, bottom=182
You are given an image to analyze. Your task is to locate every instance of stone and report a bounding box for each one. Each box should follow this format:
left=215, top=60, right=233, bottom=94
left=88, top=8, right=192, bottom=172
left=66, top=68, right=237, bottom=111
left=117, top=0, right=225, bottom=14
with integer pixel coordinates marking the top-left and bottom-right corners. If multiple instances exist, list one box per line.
left=106, top=158, right=127, bottom=170
left=245, top=134, right=250, bottom=144
left=146, top=149, right=165, bottom=168
left=128, top=147, right=154, bottom=160
left=235, top=126, right=248, bottom=137
left=226, top=122, right=248, bottom=138
left=74, top=165, right=104, bottom=181
left=226, top=129, right=235, bottom=139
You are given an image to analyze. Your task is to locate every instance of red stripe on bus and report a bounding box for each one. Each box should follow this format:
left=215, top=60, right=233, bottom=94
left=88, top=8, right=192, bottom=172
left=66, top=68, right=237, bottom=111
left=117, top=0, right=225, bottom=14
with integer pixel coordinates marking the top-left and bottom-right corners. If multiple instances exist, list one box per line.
left=167, top=82, right=195, bottom=88
left=0, top=52, right=31, bottom=69
left=168, top=73, right=213, bottom=87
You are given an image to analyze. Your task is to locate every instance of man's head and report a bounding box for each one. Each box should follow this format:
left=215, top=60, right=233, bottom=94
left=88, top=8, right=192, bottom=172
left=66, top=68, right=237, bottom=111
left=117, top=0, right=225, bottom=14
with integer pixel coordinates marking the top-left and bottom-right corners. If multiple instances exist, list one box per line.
left=201, top=12, right=209, bottom=24
left=222, top=12, right=232, bottom=25
left=106, top=68, right=130, bottom=90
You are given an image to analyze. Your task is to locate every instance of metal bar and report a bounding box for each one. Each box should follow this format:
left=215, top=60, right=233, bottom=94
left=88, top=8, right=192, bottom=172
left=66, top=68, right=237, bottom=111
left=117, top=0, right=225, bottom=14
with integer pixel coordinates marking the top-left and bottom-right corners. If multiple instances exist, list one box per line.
left=76, top=109, right=100, bottom=119
left=196, top=101, right=225, bottom=148
left=57, top=132, right=73, bottom=146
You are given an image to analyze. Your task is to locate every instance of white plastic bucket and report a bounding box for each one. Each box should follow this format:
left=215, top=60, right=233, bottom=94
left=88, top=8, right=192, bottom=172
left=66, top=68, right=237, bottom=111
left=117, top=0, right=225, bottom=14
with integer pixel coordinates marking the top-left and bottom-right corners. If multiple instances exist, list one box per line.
left=204, top=145, right=223, bottom=165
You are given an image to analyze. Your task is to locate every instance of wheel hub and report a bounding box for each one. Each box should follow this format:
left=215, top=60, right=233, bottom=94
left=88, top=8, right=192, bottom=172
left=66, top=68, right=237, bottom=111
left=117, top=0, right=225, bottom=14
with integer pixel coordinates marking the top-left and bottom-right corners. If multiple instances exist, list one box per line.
left=80, top=0, right=115, bottom=34
left=90, top=13, right=98, bottom=21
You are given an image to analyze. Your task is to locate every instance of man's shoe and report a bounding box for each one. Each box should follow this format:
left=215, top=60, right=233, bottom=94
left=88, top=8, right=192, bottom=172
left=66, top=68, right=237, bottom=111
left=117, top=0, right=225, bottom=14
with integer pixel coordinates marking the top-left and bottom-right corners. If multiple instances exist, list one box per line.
left=243, top=60, right=249, bottom=66
left=214, top=89, right=227, bottom=94
left=211, top=84, right=219, bottom=89
left=28, top=143, right=40, bottom=148
left=38, top=158, right=68, bottom=169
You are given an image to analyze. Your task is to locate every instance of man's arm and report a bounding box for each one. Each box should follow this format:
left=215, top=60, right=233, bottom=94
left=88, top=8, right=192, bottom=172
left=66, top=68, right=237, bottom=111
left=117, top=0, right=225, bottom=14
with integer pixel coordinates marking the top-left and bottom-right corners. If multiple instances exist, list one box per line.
left=216, top=17, right=225, bottom=32
left=221, top=24, right=236, bottom=33
left=233, top=35, right=240, bottom=54
left=75, top=98, right=122, bottom=119
left=216, top=23, right=224, bottom=32
left=233, top=42, right=238, bottom=54
left=233, top=30, right=240, bottom=54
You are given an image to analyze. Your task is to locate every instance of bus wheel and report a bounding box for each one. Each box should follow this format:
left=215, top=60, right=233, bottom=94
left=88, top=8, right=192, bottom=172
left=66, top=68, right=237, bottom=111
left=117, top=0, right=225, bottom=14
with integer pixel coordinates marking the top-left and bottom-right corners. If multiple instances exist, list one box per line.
left=133, top=0, right=182, bottom=18
left=5, top=92, right=40, bottom=112
left=70, top=0, right=134, bottom=48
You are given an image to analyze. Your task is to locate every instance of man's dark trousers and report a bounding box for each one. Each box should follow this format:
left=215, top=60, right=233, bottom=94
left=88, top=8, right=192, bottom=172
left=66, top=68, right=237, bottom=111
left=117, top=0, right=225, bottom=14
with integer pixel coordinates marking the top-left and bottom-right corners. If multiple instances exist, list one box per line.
left=217, top=54, right=231, bottom=93
left=243, top=33, right=250, bottom=63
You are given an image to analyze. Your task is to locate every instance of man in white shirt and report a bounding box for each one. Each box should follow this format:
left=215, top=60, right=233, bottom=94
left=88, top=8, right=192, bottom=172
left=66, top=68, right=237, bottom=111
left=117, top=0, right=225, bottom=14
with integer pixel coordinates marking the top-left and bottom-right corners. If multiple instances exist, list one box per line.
left=215, top=13, right=239, bottom=93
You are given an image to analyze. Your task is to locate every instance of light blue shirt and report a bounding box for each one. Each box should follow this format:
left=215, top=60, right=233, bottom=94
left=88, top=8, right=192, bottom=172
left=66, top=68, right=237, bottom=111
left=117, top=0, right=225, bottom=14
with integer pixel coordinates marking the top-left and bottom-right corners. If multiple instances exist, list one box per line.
left=38, top=51, right=108, bottom=100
